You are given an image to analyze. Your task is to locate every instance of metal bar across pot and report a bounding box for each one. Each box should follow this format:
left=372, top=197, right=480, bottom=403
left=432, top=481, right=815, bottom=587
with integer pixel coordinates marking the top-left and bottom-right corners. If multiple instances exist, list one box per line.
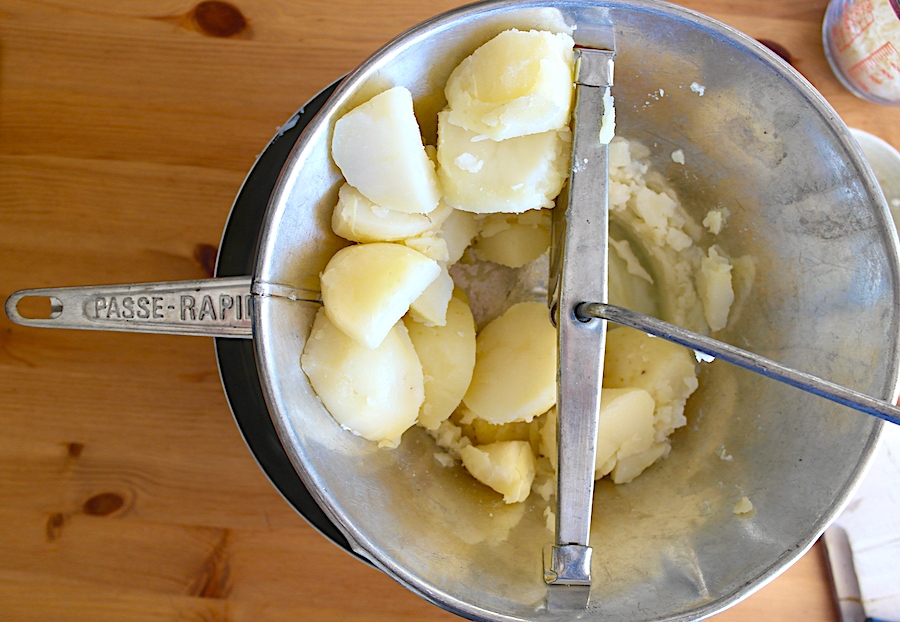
left=545, top=43, right=616, bottom=607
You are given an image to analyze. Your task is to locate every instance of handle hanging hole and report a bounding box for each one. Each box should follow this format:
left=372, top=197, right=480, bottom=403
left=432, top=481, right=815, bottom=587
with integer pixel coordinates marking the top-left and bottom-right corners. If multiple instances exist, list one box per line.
left=15, top=296, right=63, bottom=320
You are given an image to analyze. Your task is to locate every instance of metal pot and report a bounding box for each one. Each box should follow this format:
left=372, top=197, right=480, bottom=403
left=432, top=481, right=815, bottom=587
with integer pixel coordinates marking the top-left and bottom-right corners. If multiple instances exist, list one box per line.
left=7, top=1, right=900, bottom=620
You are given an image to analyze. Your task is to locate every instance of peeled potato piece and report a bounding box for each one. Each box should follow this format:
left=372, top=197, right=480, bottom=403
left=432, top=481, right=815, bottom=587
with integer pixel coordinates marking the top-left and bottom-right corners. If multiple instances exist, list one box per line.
left=470, top=417, right=535, bottom=446
left=610, top=442, right=669, bottom=485
left=437, top=111, right=570, bottom=213
left=463, top=301, right=557, bottom=424
left=320, top=243, right=440, bottom=349
left=592, top=388, right=657, bottom=480
left=408, top=264, right=454, bottom=327
left=404, top=296, right=477, bottom=430
left=537, top=406, right=558, bottom=464
left=438, top=208, right=481, bottom=265
left=460, top=440, right=536, bottom=504
left=471, top=210, right=551, bottom=267
left=403, top=231, right=450, bottom=263
left=444, top=29, right=575, bottom=140
left=604, top=327, right=699, bottom=441
left=332, top=183, right=453, bottom=243
left=331, top=86, right=441, bottom=214
left=539, top=388, right=660, bottom=482
left=697, top=244, right=734, bottom=331
left=300, top=308, right=423, bottom=448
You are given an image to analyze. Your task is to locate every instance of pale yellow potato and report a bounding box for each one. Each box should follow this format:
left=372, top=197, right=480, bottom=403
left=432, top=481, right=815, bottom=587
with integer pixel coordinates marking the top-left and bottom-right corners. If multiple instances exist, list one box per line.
left=444, top=29, right=575, bottom=140
left=603, top=327, right=699, bottom=441
left=404, top=296, right=477, bottom=430
left=471, top=210, right=551, bottom=268
left=539, top=388, right=659, bottom=481
left=450, top=284, right=470, bottom=306
left=331, top=86, right=441, bottom=214
left=436, top=110, right=571, bottom=213
left=593, top=388, right=657, bottom=479
left=331, top=183, right=453, bottom=243
left=470, top=418, right=533, bottom=446
left=320, top=243, right=440, bottom=349
left=403, top=231, right=450, bottom=263
left=702, top=208, right=727, bottom=234
left=438, top=208, right=481, bottom=265
left=610, top=442, right=669, bottom=484
left=632, top=186, right=690, bottom=250
left=697, top=244, right=734, bottom=331
left=532, top=453, right=557, bottom=502
left=538, top=407, right=558, bottom=467
left=733, top=496, right=755, bottom=515
left=460, top=440, right=536, bottom=504
left=463, top=301, right=557, bottom=424
left=461, top=412, right=545, bottom=458
left=300, top=308, right=423, bottom=448
left=408, top=264, right=454, bottom=327
left=606, top=136, right=717, bottom=333
left=428, top=418, right=473, bottom=460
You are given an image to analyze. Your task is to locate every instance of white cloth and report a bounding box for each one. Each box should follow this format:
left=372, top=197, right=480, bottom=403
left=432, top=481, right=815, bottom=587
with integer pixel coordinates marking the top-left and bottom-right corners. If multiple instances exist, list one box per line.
left=833, top=424, right=900, bottom=621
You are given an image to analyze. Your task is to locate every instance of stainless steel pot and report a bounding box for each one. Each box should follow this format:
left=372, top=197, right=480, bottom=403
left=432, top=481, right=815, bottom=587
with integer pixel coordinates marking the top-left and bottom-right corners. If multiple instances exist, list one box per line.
left=6, top=1, right=900, bottom=620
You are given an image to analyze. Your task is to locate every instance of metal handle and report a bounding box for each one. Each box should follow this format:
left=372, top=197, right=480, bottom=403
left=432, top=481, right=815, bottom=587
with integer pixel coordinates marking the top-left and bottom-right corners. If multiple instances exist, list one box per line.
left=580, top=302, right=900, bottom=427
left=5, top=277, right=256, bottom=338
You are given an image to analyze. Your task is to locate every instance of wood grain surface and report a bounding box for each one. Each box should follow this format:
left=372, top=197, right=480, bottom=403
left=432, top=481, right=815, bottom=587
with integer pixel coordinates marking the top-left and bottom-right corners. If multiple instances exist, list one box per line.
left=1, top=0, right=898, bottom=620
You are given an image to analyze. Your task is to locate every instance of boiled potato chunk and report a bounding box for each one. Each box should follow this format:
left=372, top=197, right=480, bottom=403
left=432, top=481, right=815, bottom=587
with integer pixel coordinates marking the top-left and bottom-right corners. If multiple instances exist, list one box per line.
left=610, top=442, right=668, bottom=485
left=437, top=208, right=481, bottom=265
left=403, top=231, right=450, bottom=263
left=463, top=301, right=557, bottom=424
left=592, top=388, right=657, bottom=480
left=300, top=308, right=423, bottom=448
left=331, top=86, right=441, bottom=214
left=408, top=264, right=454, bottom=326
left=471, top=210, right=551, bottom=267
left=436, top=110, right=570, bottom=213
left=320, top=243, right=440, bottom=349
left=453, top=407, right=543, bottom=451
left=332, top=183, right=453, bottom=243
left=539, top=388, right=660, bottom=482
left=460, top=440, right=536, bottom=504
left=404, top=296, right=477, bottom=430
left=444, top=29, right=575, bottom=140
left=604, top=327, right=699, bottom=441
left=470, top=417, right=535, bottom=446
left=537, top=407, right=559, bottom=465
left=697, top=245, right=734, bottom=331
left=733, top=496, right=755, bottom=515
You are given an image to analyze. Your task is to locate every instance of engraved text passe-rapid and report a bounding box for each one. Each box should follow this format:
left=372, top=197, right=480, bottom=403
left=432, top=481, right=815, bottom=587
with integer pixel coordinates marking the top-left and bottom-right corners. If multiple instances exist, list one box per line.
left=85, top=292, right=253, bottom=323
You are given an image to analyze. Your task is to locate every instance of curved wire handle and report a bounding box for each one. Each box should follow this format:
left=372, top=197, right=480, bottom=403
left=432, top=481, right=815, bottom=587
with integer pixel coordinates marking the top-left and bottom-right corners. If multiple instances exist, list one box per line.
left=579, top=302, right=900, bottom=427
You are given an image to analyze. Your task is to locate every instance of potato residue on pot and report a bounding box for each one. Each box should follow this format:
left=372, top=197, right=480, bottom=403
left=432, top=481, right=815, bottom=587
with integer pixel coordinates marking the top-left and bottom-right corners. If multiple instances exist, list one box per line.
left=299, top=29, right=736, bottom=512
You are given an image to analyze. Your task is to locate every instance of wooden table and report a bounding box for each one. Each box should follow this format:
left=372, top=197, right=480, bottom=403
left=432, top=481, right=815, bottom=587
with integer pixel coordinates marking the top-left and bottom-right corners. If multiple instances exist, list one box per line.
left=1, top=0, right=897, bottom=619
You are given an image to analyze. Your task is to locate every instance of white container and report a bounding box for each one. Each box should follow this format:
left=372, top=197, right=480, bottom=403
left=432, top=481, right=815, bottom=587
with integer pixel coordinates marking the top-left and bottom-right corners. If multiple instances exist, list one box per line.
left=851, top=128, right=900, bottom=226
left=823, top=0, right=900, bottom=105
